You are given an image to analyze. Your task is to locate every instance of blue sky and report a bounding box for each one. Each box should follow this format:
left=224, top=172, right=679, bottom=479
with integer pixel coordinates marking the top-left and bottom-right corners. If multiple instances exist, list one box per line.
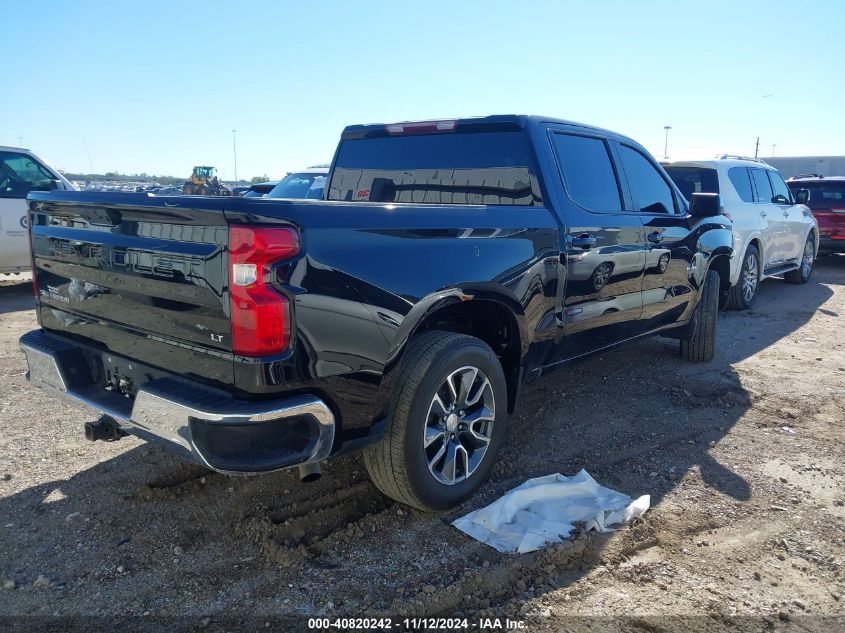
left=2, top=0, right=843, bottom=180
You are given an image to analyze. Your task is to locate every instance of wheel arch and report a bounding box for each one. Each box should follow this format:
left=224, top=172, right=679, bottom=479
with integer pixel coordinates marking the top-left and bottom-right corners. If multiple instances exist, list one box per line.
left=384, top=290, right=526, bottom=415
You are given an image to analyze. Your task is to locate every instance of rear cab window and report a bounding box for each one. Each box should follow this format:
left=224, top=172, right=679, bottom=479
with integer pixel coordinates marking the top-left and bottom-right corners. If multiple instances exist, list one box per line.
left=327, top=130, right=538, bottom=206
left=663, top=166, right=719, bottom=201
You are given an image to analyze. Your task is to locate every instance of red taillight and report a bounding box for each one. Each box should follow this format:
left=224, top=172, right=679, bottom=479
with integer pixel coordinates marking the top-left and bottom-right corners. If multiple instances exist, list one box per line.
left=385, top=120, right=457, bottom=135
left=228, top=225, right=300, bottom=356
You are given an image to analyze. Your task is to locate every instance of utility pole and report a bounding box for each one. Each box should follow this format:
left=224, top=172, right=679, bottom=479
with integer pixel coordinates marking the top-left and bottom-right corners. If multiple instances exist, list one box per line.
left=771, top=144, right=776, bottom=157
left=754, top=136, right=760, bottom=158
left=663, top=125, right=672, bottom=159
left=232, top=130, right=238, bottom=182
left=18, top=136, right=22, bottom=146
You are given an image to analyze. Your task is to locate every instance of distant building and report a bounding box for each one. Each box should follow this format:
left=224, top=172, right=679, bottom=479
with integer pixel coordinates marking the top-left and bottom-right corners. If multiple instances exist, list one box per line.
left=764, top=156, right=845, bottom=179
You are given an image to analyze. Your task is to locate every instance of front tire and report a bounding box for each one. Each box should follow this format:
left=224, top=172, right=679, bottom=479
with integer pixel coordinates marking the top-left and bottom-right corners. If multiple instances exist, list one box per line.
left=785, top=233, right=815, bottom=284
left=363, top=331, right=508, bottom=511
left=680, top=269, right=719, bottom=362
left=725, top=244, right=760, bottom=310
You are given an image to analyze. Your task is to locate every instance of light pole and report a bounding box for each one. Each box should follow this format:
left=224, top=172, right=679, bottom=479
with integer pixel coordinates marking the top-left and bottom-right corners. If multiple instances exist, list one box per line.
left=663, top=125, right=671, bottom=160
left=232, top=130, right=238, bottom=183
left=771, top=144, right=776, bottom=157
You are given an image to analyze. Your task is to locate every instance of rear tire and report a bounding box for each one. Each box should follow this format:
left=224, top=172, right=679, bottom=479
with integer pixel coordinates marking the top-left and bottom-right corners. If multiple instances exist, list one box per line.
left=785, top=233, right=815, bottom=284
left=725, top=244, right=760, bottom=310
left=680, top=269, right=719, bottom=362
left=363, top=331, right=508, bottom=511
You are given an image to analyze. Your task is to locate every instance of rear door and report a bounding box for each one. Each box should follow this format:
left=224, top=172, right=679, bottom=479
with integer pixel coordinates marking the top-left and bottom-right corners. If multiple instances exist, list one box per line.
left=546, top=127, right=647, bottom=360
left=749, top=167, right=786, bottom=264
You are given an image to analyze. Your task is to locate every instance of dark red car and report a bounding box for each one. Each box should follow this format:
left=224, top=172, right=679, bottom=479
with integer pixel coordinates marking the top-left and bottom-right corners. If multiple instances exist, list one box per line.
left=788, top=175, right=845, bottom=253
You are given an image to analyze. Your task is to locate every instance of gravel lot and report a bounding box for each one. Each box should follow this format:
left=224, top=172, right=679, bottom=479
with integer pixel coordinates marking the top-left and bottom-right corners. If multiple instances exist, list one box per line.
left=1, top=258, right=843, bottom=632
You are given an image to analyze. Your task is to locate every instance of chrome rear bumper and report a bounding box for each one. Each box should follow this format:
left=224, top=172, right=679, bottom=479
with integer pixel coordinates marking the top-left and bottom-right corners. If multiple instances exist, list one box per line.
left=19, top=329, right=335, bottom=474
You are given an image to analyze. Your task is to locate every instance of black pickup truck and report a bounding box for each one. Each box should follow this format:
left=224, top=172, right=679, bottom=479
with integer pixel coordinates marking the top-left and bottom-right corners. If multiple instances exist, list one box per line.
left=20, top=115, right=732, bottom=510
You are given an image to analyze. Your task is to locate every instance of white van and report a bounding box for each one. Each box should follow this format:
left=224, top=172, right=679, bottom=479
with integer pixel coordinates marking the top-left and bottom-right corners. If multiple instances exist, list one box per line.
left=0, top=146, right=75, bottom=274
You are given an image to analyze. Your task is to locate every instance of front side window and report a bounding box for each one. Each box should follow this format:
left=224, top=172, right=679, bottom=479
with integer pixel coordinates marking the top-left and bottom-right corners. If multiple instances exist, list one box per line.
left=767, top=170, right=791, bottom=203
left=551, top=133, right=621, bottom=212
left=728, top=167, right=755, bottom=202
left=327, top=131, right=537, bottom=206
left=0, top=152, right=55, bottom=199
left=619, top=145, right=676, bottom=214
left=750, top=168, right=773, bottom=203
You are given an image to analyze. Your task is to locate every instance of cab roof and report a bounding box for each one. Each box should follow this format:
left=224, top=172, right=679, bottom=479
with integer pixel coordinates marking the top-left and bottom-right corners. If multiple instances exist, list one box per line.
left=341, top=114, right=633, bottom=143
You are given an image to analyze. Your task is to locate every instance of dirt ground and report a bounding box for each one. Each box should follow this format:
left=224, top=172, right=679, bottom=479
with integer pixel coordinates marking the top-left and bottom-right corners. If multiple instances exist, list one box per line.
left=0, top=259, right=843, bottom=633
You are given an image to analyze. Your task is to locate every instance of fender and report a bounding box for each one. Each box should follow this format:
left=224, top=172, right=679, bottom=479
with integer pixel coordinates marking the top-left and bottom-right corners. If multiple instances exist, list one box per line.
left=693, top=216, right=734, bottom=289
left=367, top=282, right=531, bottom=424
left=730, top=231, right=767, bottom=285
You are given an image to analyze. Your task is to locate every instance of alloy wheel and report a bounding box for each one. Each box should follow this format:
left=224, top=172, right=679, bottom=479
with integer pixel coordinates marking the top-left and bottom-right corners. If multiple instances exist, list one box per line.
left=801, top=239, right=814, bottom=278
left=741, top=252, right=759, bottom=303
left=423, top=366, right=495, bottom=485
left=592, top=264, right=612, bottom=290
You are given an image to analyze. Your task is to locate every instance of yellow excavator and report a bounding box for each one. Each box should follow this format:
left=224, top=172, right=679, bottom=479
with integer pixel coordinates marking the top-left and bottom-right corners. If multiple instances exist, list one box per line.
left=181, top=166, right=231, bottom=196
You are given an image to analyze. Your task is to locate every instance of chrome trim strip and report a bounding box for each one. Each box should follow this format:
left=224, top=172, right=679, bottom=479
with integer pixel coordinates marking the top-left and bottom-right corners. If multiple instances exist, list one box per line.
left=20, top=333, right=335, bottom=473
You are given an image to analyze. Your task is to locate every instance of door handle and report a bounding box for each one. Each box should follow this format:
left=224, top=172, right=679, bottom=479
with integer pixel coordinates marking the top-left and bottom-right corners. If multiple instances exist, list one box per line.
left=760, top=210, right=767, bottom=217
left=783, top=212, right=790, bottom=217
left=646, top=231, right=664, bottom=244
left=571, top=234, right=596, bottom=249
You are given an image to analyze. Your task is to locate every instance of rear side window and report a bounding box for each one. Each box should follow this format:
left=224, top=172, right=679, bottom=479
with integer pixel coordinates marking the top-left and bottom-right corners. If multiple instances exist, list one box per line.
left=0, top=151, right=55, bottom=199
left=327, top=131, right=537, bottom=206
left=767, top=170, right=791, bottom=203
left=750, top=168, right=773, bottom=203
left=728, top=167, right=754, bottom=202
left=619, top=145, right=676, bottom=214
left=551, top=133, right=621, bottom=212
left=663, top=166, right=719, bottom=201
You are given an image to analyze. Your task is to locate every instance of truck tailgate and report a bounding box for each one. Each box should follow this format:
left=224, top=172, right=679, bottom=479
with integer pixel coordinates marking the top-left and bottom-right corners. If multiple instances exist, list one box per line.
left=28, top=192, right=234, bottom=389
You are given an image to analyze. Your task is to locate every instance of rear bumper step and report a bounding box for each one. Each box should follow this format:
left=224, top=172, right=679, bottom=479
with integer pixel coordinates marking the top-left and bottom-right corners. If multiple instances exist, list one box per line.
left=19, top=329, right=335, bottom=474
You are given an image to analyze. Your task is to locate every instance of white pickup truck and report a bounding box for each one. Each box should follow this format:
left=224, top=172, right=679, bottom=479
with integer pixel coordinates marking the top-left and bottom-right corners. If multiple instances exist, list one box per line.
left=1, top=146, right=75, bottom=274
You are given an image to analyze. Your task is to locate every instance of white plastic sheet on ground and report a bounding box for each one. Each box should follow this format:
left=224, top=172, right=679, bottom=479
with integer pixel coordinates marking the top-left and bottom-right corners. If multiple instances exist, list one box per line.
left=452, top=470, right=650, bottom=554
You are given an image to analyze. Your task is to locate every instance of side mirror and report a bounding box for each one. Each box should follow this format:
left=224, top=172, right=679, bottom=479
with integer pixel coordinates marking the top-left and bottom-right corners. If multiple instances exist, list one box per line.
left=794, top=189, right=810, bottom=205
left=49, top=179, right=63, bottom=191
left=689, top=192, right=723, bottom=218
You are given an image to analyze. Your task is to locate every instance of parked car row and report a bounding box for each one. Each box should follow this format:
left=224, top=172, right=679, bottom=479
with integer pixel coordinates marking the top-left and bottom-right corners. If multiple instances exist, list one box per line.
left=13, top=114, right=828, bottom=512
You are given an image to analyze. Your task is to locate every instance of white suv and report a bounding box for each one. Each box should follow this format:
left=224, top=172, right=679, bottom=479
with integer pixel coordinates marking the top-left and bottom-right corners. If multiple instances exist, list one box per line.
left=1, top=146, right=75, bottom=274
left=663, top=156, right=819, bottom=309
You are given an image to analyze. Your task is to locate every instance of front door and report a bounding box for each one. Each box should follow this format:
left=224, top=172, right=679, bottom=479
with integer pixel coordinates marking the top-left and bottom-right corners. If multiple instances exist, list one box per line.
left=612, top=143, right=696, bottom=328
left=0, top=150, right=55, bottom=273
left=768, top=169, right=807, bottom=261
